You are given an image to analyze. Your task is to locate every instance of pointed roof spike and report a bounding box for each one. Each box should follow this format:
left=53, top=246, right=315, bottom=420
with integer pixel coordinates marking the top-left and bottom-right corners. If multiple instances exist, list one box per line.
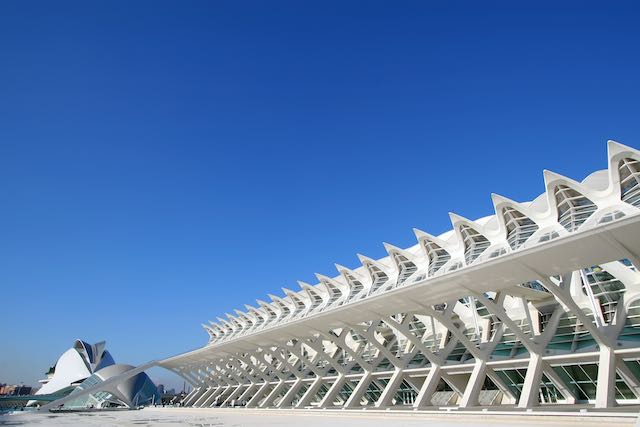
left=384, top=242, right=415, bottom=260
left=490, top=192, right=519, bottom=207
left=356, top=253, right=375, bottom=264
left=448, top=212, right=466, bottom=224
left=297, top=280, right=312, bottom=289
left=382, top=242, right=399, bottom=253
left=256, top=299, right=272, bottom=308
left=300, top=282, right=326, bottom=297
left=268, top=294, right=293, bottom=311
left=412, top=228, right=446, bottom=244
left=607, top=139, right=639, bottom=157
left=316, top=273, right=349, bottom=292
left=412, top=227, right=429, bottom=239
left=334, top=263, right=353, bottom=274
left=282, top=287, right=301, bottom=298
left=543, top=169, right=582, bottom=187
left=448, top=212, right=477, bottom=228
left=315, top=272, right=329, bottom=282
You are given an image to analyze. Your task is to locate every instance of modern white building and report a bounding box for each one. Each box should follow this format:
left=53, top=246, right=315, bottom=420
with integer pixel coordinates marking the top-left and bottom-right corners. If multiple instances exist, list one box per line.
left=43, top=140, right=640, bottom=412
left=62, top=364, right=160, bottom=409
left=32, top=340, right=114, bottom=403
left=31, top=340, right=159, bottom=409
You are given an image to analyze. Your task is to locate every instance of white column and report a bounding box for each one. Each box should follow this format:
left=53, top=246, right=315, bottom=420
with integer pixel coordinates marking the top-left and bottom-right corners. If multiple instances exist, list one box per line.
left=202, top=386, right=225, bottom=407
left=459, top=359, right=486, bottom=408
left=193, top=387, right=214, bottom=407
left=318, top=374, right=348, bottom=408
left=277, top=379, right=306, bottom=408
left=518, top=353, right=544, bottom=409
left=344, top=371, right=373, bottom=408
left=237, top=383, right=260, bottom=406
left=184, top=386, right=206, bottom=407
left=413, top=365, right=441, bottom=408
left=246, top=382, right=271, bottom=408
left=295, top=376, right=324, bottom=408
left=260, top=380, right=288, bottom=408
left=375, top=368, right=404, bottom=408
left=595, top=345, right=617, bottom=408
left=210, top=385, right=232, bottom=407
left=221, top=384, right=247, bottom=407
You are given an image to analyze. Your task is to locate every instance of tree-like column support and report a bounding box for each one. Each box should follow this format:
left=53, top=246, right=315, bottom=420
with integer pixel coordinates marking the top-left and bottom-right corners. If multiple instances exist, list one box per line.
left=375, top=368, right=404, bottom=408
left=277, top=378, right=306, bottom=408
left=193, top=387, right=215, bottom=407
left=184, top=386, right=206, bottom=407
left=221, top=384, right=249, bottom=407
left=459, top=359, right=486, bottom=408
left=318, top=374, right=348, bottom=408
left=260, top=380, right=288, bottom=408
left=413, top=365, right=441, bottom=408
left=518, top=352, right=544, bottom=408
left=236, top=383, right=261, bottom=406
left=202, top=386, right=225, bottom=407
left=295, top=376, right=324, bottom=408
left=245, top=382, right=271, bottom=408
left=344, top=371, right=373, bottom=408
left=596, top=345, right=617, bottom=408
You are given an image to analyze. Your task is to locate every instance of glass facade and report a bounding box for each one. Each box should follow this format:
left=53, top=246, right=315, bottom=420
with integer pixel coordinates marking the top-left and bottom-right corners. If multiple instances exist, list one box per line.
left=502, top=207, right=539, bottom=250
left=460, top=225, right=490, bottom=265
left=554, top=185, right=597, bottom=232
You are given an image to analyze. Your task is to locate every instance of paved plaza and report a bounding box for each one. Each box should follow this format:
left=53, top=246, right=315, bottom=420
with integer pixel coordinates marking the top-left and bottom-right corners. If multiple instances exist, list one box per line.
left=1, top=407, right=638, bottom=427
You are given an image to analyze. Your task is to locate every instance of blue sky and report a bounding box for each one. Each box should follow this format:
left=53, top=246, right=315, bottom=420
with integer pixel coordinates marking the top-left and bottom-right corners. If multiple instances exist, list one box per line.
left=1, top=1, right=640, bottom=388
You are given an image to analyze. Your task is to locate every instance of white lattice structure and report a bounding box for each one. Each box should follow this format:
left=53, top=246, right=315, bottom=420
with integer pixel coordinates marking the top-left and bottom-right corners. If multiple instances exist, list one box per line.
left=58, top=140, right=640, bottom=412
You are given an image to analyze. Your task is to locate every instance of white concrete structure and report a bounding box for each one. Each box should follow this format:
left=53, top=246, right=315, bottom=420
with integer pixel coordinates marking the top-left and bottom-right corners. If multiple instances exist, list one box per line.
left=63, top=364, right=160, bottom=409
left=158, top=140, right=640, bottom=411
left=41, top=140, right=640, bottom=413
left=32, top=340, right=114, bottom=402
left=30, top=340, right=159, bottom=410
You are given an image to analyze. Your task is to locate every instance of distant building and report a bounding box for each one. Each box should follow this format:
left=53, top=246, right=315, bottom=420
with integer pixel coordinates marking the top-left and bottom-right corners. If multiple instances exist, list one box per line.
left=63, top=364, right=160, bottom=409
left=33, top=339, right=115, bottom=402
left=29, top=339, right=159, bottom=409
left=0, top=384, right=32, bottom=396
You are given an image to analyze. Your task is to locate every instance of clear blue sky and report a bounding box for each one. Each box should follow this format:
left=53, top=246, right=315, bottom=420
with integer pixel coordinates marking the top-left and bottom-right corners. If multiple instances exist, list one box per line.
left=1, top=1, right=639, bottom=388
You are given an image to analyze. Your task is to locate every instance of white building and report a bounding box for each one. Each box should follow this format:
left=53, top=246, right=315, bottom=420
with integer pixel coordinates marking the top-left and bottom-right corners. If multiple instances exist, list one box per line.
left=32, top=340, right=114, bottom=402
left=31, top=340, right=159, bottom=409
left=43, top=140, right=640, bottom=412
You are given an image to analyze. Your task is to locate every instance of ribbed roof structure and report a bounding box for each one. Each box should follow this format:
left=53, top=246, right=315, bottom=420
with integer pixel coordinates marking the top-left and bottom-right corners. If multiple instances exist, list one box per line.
left=201, top=140, right=640, bottom=346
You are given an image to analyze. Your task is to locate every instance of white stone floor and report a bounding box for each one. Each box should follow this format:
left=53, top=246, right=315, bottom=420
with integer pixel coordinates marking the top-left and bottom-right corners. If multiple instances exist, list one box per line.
left=1, top=407, right=637, bottom=427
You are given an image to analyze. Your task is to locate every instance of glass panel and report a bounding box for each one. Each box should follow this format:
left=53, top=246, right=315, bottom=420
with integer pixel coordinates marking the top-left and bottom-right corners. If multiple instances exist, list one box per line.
left=554, top=185, right=597, bottom=232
